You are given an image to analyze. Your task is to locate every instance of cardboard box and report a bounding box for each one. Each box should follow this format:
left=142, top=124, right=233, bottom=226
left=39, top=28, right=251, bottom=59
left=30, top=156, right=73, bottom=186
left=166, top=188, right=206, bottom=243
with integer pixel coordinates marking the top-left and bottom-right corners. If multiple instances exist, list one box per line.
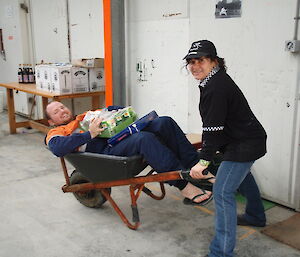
left=43, top=65, right=52, bottom=92
left=89, top=68, right=105, bottom=92
left=35, top=65, right=51, bottom=91
left=72, top=58, right=104, bottom=68
left=50, top=65, right=72, bottom=95
left=71, top=67, right=89, bottom=93
left=35, top=65, right=44, bottom=90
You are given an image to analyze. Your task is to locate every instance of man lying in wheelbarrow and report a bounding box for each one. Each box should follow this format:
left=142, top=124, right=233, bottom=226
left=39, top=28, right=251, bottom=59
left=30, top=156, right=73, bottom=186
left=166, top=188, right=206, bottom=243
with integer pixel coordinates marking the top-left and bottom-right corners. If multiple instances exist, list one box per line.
left=45, top=101, right=215, bottom=206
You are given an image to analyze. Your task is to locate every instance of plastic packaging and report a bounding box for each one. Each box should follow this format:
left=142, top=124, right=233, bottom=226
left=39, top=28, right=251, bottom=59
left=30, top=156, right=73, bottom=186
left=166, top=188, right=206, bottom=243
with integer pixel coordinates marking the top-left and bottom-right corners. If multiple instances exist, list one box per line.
left=79, top=106, right=138, bottom=138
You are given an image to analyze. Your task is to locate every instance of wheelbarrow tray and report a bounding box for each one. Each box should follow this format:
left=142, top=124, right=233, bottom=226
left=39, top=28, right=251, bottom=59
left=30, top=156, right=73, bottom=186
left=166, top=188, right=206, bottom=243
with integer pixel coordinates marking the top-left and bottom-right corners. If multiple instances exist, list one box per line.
left=64, top=152, right=148, bottom=183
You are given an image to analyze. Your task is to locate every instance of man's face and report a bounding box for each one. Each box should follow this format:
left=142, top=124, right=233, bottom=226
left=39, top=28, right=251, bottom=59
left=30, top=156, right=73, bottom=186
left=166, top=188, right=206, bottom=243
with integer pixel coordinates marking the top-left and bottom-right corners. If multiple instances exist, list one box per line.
left=46, top=101, right=73, bottom=126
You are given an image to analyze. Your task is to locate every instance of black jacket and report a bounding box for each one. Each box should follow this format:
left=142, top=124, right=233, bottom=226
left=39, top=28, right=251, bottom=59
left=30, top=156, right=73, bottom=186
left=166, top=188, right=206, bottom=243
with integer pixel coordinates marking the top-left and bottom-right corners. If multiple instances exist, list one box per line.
left=198, top=69, right=267, bottom=162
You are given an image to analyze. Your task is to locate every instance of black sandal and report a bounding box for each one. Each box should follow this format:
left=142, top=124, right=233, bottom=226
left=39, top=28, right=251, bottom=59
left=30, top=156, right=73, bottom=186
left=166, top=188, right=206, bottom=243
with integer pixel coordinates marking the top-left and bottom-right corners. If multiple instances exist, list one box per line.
left=183, top=189, right=213, bottom=206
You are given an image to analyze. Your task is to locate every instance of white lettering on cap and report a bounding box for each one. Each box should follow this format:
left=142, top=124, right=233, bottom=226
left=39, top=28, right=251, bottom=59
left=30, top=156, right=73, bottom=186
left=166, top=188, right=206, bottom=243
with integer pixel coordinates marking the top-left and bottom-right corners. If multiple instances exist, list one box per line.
left=190, top=42, right=202, bottom=51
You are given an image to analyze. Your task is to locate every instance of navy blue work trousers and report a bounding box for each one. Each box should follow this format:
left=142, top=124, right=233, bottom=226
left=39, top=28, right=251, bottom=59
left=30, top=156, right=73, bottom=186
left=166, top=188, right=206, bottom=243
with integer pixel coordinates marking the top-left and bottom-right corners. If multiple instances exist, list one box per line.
left=103, top=116, right=200, bottom=189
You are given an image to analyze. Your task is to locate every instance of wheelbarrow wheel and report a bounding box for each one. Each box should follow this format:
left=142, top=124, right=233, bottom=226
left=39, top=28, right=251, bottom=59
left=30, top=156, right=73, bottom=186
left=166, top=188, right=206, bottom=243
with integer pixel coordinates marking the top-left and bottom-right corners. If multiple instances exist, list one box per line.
left=70, top=170, right=111, bottom=208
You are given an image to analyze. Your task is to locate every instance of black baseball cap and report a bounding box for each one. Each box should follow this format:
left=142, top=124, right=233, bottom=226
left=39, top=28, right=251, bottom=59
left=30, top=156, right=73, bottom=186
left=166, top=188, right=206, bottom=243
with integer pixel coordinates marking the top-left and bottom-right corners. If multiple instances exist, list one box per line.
left=183, top=40, right=217, bottom=60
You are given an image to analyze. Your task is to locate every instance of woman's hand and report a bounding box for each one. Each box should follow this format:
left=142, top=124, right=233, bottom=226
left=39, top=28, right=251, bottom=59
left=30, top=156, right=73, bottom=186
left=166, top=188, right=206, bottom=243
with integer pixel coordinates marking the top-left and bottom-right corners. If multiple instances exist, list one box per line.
left=88, top=117, right=105, bottom=139
left=190, top=162, right=209, bottom=179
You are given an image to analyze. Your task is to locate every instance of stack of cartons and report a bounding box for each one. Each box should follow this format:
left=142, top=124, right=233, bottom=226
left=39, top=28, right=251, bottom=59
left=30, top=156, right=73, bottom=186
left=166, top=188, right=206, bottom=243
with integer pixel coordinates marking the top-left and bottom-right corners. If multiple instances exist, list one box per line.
left=34, top=58, right=105, bottom=94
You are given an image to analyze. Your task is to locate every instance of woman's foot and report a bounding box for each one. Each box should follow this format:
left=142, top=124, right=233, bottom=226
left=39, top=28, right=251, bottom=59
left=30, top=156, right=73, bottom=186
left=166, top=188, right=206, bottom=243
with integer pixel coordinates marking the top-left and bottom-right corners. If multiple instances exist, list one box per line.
left=181, top=182, right=213, bottom=205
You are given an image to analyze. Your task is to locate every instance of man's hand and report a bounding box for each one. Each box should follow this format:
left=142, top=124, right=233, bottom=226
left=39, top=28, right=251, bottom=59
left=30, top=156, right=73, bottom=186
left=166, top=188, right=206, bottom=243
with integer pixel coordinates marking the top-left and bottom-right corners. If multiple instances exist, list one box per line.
left=88, top=117, right=105, bottom=139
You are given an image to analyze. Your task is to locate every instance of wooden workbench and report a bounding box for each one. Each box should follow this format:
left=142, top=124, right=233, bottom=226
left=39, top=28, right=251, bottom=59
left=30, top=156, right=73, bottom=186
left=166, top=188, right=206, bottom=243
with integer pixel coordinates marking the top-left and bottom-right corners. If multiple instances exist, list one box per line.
left=0, top=82, right=105, bottom=134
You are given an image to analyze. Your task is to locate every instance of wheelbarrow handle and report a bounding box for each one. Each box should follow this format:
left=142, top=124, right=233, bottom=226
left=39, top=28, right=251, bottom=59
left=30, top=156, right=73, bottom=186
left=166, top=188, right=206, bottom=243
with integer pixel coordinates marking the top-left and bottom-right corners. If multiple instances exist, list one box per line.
left=202, top=169, right=209, bottom=175
left=180, top=168, right=209, bottom=182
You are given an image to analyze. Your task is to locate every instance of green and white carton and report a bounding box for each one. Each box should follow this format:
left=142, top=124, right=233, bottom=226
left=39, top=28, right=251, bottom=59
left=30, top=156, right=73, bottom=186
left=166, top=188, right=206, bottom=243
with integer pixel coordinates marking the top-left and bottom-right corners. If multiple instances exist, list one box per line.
left=79, top=106, right=138, bottom=138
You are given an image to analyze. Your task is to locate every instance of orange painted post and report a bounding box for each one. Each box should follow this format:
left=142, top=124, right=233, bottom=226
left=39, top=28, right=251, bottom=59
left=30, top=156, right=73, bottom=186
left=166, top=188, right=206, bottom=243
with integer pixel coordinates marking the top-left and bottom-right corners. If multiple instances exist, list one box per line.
left=103, top=0, right=113, bottom=106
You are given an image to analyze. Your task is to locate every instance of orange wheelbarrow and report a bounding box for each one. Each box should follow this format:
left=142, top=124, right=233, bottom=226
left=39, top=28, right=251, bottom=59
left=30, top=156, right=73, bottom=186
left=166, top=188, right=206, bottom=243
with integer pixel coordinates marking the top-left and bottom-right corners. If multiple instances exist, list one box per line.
left=59, top=135, right=204, bottom=230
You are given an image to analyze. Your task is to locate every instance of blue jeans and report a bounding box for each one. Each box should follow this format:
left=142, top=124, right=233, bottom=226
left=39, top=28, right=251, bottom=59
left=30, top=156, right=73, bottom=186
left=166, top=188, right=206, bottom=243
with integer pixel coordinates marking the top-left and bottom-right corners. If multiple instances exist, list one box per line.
left=208, top=161, right=266, bottom=257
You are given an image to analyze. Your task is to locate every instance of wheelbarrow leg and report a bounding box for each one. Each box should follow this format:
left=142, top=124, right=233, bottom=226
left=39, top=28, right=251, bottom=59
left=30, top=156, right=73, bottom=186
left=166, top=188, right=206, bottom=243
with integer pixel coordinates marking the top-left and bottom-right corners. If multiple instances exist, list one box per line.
left=60, top=157, right=70, bottom=186
left=142, top=182, right=166, bottom=200
left=100, top=188, right=141, bottom=230
left=130, top=184, right=147, bottom=223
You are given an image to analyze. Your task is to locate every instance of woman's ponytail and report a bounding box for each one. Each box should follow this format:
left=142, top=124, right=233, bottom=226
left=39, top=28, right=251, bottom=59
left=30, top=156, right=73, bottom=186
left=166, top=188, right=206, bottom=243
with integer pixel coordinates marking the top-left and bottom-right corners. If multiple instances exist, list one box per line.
left=216, top=56, right=227, bottom=71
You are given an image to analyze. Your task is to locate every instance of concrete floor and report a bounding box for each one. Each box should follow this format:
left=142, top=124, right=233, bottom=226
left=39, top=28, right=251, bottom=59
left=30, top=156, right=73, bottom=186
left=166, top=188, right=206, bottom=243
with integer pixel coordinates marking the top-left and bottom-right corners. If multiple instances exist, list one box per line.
left=0, top=110, right=300, bottom=257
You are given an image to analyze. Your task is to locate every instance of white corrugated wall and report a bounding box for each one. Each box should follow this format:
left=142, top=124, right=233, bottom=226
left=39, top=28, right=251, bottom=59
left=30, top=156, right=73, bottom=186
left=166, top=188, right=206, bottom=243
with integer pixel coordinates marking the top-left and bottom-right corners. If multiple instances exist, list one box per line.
left=125, top=0, right=300, bottom=209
